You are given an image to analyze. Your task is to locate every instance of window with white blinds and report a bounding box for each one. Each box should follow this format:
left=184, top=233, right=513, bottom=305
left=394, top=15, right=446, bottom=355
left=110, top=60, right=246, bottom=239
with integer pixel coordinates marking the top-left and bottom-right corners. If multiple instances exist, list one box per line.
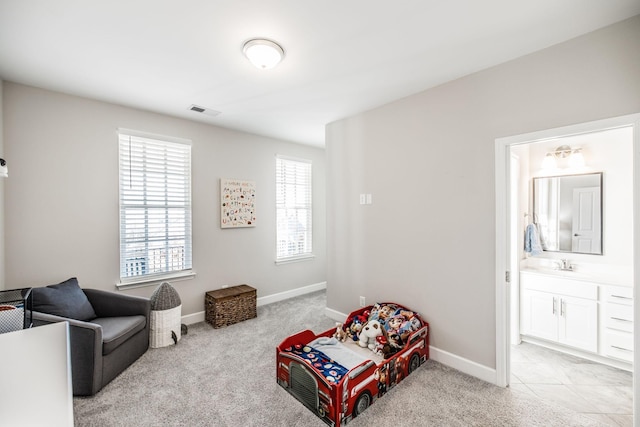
left=118, top=131, right=192, bottom=282
left=276, top=156, right=312, bottom=260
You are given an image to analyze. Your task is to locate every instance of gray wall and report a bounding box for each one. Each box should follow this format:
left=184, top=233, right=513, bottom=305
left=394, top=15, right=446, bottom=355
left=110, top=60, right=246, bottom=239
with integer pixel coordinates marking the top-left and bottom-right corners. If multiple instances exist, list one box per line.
left=2, top=83, right=326, bottom=316
left=326, top=15, right=640, bottom=369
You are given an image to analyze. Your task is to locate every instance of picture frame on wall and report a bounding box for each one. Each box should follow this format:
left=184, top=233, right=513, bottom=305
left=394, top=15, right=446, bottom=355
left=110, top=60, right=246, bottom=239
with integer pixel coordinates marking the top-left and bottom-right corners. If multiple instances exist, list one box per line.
left=220, top=178, right=256, bottom=228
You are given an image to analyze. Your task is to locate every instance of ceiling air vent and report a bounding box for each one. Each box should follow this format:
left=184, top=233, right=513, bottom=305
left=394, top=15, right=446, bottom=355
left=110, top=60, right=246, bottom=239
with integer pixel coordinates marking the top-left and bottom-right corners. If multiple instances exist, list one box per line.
left=189, top=104, right=221, bottom=117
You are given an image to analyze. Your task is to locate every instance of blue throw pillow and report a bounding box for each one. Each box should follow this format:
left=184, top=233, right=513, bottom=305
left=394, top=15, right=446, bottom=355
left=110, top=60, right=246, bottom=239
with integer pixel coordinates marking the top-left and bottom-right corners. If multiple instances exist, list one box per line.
left=32, top=277, right=97, bottom=321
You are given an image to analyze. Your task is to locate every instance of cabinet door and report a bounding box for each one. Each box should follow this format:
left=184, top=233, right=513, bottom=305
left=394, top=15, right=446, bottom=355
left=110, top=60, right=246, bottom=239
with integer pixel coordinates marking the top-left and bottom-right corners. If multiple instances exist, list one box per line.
left=558, top=296, right=597, bottom=353
left=521, top=289, right=558, bottom=341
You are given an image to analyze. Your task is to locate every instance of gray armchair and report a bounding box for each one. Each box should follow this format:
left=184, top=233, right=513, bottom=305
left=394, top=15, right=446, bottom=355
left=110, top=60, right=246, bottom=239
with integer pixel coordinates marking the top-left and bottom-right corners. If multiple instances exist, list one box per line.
left=32, top=279, right=150, bottom=396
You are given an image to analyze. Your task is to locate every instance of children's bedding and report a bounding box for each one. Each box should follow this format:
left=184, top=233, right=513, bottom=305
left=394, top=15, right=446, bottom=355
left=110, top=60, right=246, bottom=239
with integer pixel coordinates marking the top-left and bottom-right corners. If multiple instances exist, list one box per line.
left=308, top=337, right=378, bottom=369
left=282, top=336, right=381, bottom=385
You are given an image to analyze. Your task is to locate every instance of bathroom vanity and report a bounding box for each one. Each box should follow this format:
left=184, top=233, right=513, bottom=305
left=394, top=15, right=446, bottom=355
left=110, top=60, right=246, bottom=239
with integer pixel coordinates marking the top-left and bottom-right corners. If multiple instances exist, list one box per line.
left=520, top=267, right=633, bottom=370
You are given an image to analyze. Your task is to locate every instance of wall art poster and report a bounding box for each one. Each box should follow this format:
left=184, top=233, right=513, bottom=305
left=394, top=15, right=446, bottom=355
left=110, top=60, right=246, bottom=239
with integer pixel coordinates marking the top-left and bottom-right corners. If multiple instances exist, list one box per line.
left=221, top=178, right=256, bottom=228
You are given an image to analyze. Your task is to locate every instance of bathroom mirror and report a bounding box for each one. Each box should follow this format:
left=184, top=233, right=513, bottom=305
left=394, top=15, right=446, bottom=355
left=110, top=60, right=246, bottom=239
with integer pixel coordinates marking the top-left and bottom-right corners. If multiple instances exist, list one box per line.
left=532, top=172, right=603, bottom=254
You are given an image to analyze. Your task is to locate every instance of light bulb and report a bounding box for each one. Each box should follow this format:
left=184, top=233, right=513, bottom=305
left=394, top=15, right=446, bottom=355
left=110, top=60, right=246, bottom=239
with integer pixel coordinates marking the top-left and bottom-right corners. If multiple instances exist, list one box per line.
left=541, top=153, right=556, bottom=170
left=568, top=149, right=585, bottom=168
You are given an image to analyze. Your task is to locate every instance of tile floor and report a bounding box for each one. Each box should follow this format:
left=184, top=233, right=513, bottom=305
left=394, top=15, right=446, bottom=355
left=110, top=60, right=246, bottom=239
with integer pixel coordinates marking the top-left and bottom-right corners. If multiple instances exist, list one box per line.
left=510, top=342, right=633, bottom=426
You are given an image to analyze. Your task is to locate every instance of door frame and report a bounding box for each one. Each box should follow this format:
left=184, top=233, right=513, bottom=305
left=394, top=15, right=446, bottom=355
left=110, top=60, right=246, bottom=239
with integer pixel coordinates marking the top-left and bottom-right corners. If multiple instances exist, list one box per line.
left=494, top=113, right=640, bottom=417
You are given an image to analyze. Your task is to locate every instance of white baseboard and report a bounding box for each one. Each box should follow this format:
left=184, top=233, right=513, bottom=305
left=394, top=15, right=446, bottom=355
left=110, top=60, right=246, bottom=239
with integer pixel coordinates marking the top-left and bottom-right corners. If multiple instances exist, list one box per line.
left=324, top=307, right=348, bottom=323
left=429, top=346, right=497, bottom=385
left=256, top=282, right=326, bottom=307
left=180, top=282, right=327, bottom=326
left=181, top=311, right=205, bottom=325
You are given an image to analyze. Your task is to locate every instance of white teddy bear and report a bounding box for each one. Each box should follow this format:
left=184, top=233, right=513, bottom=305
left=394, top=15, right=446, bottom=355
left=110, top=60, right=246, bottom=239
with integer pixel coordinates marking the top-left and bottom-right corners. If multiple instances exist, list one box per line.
left=358, top=320, right=383, bottom=350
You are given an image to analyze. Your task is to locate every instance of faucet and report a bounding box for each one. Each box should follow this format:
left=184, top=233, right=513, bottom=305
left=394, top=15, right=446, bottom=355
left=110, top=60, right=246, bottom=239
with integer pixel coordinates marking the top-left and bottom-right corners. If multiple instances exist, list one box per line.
left=557, top=259, right=573, bottom=271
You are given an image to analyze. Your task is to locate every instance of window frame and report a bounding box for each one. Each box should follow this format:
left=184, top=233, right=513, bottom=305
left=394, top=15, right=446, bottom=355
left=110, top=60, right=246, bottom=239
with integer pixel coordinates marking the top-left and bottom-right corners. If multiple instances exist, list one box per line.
left=117, top=129, right=194, bottom=288
left=275, top=155, right=313, bottom=263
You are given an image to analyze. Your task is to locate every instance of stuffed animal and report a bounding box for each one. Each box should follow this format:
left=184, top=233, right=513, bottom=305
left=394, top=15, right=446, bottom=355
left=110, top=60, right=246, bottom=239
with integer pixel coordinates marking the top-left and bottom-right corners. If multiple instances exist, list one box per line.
left=387, top=332, right=404, bottom=349
left=333, top=322, right=348, bottom=342
left=373, top=335, right=393, bottom=358
left=345, top=314, right=367, bottom=342
left=369, top=303, right=399, bottom=327
left=358, top=319, right=384, bottom=350
left=386, top=314, right=405, bottom=334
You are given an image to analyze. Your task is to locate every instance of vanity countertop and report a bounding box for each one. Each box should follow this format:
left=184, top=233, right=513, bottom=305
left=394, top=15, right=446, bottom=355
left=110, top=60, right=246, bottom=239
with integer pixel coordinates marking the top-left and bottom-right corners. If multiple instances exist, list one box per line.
left=520, top=265, right=633, bottom=288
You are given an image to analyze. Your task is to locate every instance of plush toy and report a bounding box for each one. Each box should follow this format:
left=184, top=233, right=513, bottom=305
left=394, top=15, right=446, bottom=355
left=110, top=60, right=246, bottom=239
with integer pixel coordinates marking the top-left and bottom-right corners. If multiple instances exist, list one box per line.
left=386, top=314, right=405, bottom=334
left=333, top=322, right=348, bottom=342
left=345, top=314, right=367, bottom=342
left=373, top=335, right=393, bottom=358
left=387, top=332, right=404, bottom=349
left=358, top=319, right=384, bottom=350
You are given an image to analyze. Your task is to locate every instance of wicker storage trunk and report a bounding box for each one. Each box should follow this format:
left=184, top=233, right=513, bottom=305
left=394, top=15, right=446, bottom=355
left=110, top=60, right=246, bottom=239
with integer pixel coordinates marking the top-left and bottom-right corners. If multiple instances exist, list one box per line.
left=205, top=285, right=256, bottom=328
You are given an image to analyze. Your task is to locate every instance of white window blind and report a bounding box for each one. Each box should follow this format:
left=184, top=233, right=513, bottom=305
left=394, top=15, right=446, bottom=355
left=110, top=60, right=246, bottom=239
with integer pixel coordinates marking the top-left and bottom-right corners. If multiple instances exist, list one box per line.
left=276, top=156, right=312, bottom=260
left=118, top=131, right=192, bottom=282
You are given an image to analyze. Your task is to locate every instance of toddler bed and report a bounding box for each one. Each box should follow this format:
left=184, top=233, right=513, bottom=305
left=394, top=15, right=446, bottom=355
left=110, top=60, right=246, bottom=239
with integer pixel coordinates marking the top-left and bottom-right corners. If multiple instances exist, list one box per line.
left=276, top=302, right=429, bottom=427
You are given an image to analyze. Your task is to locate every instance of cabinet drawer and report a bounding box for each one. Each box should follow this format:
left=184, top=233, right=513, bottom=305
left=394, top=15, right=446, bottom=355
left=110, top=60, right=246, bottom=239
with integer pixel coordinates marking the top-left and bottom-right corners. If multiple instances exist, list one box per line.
left=604, top=330, right=634, bottom=362
left=603, top=286, right=633, bottom=303
left=604, top=302, right=633, bottom=332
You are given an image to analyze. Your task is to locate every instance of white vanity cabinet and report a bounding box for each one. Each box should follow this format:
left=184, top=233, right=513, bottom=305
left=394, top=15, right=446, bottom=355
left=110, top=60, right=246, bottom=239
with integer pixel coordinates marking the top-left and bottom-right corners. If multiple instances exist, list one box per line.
left=520, top=272, right=598, bottom=353
left=601, top=285, right=634, bottom=363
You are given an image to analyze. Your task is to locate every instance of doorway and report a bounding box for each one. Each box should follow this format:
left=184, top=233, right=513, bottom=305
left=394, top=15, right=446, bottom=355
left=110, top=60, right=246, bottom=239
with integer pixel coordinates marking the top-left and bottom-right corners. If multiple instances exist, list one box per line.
left=494, top=113, right=640, bottom=421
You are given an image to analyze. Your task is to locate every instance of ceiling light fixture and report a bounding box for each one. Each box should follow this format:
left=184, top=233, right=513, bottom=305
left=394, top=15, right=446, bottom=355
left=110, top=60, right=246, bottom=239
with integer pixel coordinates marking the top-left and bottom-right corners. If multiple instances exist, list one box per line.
left=242, top=38, right=285, bottom=70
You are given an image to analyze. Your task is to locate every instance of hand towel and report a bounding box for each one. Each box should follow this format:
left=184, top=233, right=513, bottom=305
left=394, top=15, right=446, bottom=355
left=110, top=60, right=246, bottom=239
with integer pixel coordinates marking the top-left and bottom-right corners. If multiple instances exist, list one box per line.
left=524, top=223, right=543, bottom=256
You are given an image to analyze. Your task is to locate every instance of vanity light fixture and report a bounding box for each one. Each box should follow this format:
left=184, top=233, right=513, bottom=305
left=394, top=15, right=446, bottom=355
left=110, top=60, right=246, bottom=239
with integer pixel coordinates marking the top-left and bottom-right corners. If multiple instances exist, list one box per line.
left=242, top=38, right=285, bottom=69
left=541, top=145, right=585, bottom=169
left=0, top=158, right=7, bottom=178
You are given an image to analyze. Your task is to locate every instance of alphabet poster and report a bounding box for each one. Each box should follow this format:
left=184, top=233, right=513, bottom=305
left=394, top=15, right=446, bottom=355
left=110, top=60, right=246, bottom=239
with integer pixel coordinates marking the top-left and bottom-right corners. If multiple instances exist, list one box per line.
left=221, top=178, right=256, bottom=228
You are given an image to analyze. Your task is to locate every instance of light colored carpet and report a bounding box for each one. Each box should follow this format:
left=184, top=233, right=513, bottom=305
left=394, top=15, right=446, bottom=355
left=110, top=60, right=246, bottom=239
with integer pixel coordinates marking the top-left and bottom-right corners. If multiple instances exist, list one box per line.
left=74, top=291, right=607, bottom=426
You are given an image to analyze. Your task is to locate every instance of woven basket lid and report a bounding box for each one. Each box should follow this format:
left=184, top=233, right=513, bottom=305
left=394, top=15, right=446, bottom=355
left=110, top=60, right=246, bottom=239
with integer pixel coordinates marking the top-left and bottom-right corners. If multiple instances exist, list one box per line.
left=150, top=282, right=182, bottom=310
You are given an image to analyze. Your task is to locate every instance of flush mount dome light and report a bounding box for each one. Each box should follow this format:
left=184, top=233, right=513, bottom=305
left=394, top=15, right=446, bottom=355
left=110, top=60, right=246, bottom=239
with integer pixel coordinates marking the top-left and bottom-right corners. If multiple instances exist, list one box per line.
left=242, top=38, right=285, bottom=69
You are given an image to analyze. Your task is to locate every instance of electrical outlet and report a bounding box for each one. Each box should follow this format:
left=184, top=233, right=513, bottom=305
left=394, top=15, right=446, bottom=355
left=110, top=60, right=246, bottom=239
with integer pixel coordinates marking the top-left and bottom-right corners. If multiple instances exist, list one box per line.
left=359, top=296, right=366, bottom=307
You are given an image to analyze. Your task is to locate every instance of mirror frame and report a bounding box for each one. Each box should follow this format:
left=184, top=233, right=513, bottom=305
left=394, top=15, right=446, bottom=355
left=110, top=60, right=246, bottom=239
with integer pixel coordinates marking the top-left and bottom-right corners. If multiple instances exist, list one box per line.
left=532, top=172, right=603, bottom=255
